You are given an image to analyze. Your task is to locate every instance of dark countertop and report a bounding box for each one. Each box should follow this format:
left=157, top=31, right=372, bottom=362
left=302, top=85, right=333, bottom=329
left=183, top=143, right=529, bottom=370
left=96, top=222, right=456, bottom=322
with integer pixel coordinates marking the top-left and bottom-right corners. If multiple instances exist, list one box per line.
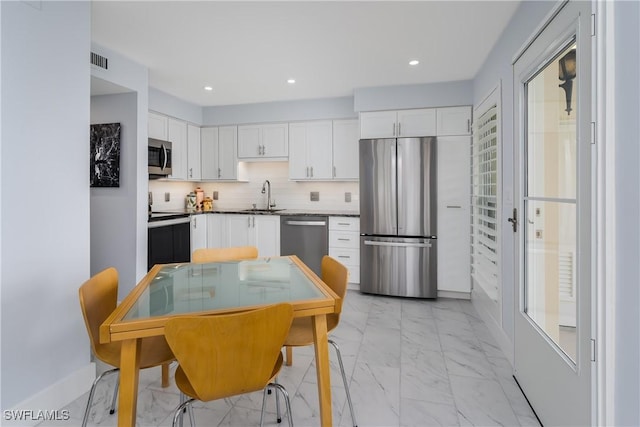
left=149, top=208, right=359, bottom=222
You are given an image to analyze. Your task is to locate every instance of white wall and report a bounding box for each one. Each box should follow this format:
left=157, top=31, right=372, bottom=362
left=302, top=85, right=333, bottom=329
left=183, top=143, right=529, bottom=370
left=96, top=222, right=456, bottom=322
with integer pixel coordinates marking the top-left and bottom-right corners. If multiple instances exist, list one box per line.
left=354, top=80, right=473, bottom=112
left=471, top=0, right=556, bottom=354
left=1, top=0, right=92, bottom=411
left=90, top=43, right=149, bottom=287
left=91, top=93, right=140, bottom=297
left=202, top=96, right=356, bottom=126
left=149, top=87, right=203, bottom=125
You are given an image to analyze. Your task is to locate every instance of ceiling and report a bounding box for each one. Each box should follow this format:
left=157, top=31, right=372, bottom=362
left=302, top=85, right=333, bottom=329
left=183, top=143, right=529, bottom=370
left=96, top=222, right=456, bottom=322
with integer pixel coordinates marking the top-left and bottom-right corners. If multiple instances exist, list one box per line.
left=91, top=1, right=520, bottom=107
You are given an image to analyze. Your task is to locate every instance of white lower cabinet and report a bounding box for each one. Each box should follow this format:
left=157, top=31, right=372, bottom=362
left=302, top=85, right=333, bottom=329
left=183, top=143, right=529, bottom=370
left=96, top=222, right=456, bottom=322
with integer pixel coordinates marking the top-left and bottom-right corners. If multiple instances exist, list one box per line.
left=190, top=215, right=208, bottom=257
left=225, top=214, right=280, bottom=257
left=328, top=217, right=360, bottom=284
left=437, top=136, right=471, bottom=294
left=206, top=214, right=226, bottom=248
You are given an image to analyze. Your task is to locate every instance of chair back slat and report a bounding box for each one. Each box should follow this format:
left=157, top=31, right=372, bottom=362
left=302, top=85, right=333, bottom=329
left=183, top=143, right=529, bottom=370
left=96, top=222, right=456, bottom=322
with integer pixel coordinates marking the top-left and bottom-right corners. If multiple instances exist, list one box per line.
left=192, top=246, right=258, bottom=263
left=321, top=256, right=348, bottom=317
left=165, top=303, right=293, bottom=402
left=78, top=267, right=118, bottom=357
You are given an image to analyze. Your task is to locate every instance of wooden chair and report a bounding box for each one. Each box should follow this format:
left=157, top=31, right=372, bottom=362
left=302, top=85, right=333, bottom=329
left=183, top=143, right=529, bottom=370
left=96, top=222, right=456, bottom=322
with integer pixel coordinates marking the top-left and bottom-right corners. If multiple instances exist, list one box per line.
left=78, top=267, right=174, bottom=427
left=165, top=303, right=295, bottom=427
left=283, top=256, right=357, bottom=427
left=192, top=245, right=258, bottom=263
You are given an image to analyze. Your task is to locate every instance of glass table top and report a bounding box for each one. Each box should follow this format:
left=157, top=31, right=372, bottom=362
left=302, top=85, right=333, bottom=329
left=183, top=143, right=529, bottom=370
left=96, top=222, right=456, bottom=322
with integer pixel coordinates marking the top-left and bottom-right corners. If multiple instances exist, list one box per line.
left=124, top=257, right=326, bottom=320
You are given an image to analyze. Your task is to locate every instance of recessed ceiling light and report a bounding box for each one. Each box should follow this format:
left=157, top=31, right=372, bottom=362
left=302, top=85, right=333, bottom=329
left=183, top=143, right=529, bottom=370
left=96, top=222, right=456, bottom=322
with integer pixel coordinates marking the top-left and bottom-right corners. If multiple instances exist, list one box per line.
left=203, top=86, right=213, bottom=91
left=287, top=79, right=296, bottom=84
left=409, top=60, right=420, bottom=66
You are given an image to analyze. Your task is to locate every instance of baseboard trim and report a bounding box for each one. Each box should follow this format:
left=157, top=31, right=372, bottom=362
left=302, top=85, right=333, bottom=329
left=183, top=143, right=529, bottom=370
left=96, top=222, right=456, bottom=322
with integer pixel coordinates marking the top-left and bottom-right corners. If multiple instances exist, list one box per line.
left=4, top=363, right=95, bottom=426
left=437, top=290, right=471, bottom=300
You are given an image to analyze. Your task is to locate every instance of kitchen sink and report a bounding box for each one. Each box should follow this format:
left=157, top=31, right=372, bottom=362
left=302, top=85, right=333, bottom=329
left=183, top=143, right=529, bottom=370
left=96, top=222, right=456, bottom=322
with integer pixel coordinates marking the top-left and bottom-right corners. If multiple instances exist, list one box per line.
left=242, top=208, right=284, bottom=213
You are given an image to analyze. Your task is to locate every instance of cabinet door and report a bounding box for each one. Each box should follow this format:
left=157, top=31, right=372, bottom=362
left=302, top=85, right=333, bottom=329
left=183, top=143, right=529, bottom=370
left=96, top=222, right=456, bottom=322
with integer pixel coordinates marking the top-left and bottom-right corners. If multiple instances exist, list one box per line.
left=397, top=108, right=437, bottom=137
left=261, top=123, right=288, bottom=158
left=187, top=125, right=201, bottom=181
left=306, top=121, right=333, bottom=179
left=253, top=215, right=280, bottom=257
left=332, top=119, right=359, bottom=180
left=360, top=111, right=397, bottom=139
left=289, top=121, right=332, bottom=180
left=226, top=215, right=251, bottom=247
left=206, top=214, right=226, bottom=248
left=437, top=106, right=472, bottom=136
left=237, top=125, right=262, bottom=158
left=288, top=123, right=308, bottom=179
left=167, top=118, right=188, bottom=180
left=200, top=127, right=219, bottom=180
left=148, top=112, right=168, bottom=140
left=218, top=126, right=238, bottom=179
left=437, top=136, right=471, bottom=293
left=190, top=215, right=207, bottom=256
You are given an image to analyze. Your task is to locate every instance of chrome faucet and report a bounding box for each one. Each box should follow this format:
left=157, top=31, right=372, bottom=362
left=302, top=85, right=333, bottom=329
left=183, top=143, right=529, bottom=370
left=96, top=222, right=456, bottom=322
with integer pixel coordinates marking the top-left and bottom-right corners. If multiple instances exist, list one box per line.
left=261, top=180, right=276, bottom=210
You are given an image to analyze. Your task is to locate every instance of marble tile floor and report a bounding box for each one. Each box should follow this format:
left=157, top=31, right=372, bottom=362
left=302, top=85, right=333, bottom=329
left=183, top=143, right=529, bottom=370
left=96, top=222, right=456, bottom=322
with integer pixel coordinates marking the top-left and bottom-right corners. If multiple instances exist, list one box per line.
left=39, top=291, right=540, bottom=427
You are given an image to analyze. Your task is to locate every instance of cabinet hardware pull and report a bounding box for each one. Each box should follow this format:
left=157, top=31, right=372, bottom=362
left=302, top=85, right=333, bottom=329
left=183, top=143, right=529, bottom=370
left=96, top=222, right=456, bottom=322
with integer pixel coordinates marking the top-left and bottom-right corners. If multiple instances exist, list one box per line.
left=398, top=122, right=401, bottom=136
left=218, top=168, right=221, bottom=178
left=306, top=167, right=309, bottom=177
left=333, top=166, right=336, bottom=178
left=338, top=223, right=350, bottom=225
left=338, top=238, right=351, bottom=241
left=310, top=166, right=313, bottom=177
left=446, top=205, right=462, bottom=209
left=252, top=217, right=255, bottom=228
left=189, top=168, right=193, bottom=178
left=248, top=217, right=251, bottom=228
left=467, top=119, right=471, bottom=133
left=393, top=123, right=396, bottom=136
left=338, top=255, right=351, bottom=259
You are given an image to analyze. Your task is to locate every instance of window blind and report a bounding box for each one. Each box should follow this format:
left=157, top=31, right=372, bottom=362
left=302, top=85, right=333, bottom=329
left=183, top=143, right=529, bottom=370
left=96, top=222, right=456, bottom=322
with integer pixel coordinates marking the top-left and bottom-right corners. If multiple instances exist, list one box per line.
left=471, top=105, right=499, bottom=302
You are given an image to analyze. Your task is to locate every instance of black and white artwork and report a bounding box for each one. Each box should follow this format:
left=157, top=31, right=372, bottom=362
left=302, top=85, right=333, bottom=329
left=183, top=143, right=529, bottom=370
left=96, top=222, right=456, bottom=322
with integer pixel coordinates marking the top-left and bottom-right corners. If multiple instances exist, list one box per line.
left=90, top=122, right=121, bottom=187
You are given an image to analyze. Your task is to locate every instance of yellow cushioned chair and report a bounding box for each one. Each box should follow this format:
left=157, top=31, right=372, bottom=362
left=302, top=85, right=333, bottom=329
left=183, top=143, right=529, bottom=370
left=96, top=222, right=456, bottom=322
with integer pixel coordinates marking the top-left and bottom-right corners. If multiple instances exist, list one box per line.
left=192, top=245, right=259, bottom=263
left=78, top=267, right=174, bottom=427
left=165, top=303, right=294, bottom=427
left=284, top=255, right=357, bottom=427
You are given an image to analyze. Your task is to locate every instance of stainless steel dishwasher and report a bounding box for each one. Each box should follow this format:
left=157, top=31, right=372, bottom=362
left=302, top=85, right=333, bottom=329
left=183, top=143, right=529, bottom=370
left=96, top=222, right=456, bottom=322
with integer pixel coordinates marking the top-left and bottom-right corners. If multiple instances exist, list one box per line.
left=280, top=215, right=328, bottom=276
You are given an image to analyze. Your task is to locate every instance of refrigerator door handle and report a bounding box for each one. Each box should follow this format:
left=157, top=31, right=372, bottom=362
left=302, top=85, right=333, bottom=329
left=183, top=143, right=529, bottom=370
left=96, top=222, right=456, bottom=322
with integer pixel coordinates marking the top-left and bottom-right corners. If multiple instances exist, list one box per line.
left=364, top=240, right=432, bottom=248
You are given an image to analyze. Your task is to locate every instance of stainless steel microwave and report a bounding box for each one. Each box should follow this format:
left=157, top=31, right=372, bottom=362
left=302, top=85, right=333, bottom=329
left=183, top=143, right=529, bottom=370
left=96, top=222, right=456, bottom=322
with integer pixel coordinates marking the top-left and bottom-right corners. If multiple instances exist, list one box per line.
left=148, top=138, right=172, bottom=178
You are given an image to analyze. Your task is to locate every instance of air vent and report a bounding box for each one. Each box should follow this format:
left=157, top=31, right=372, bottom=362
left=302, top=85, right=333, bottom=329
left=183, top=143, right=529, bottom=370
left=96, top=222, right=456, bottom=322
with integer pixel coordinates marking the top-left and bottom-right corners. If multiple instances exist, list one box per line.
left=90, top=52, right=108, bottom=70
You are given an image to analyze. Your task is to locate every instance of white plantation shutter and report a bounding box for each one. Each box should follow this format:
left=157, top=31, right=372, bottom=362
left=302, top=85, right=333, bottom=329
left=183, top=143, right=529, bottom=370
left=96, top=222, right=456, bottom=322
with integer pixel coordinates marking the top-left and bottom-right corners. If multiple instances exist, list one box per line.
left=471, top=105, right=499, bottom=302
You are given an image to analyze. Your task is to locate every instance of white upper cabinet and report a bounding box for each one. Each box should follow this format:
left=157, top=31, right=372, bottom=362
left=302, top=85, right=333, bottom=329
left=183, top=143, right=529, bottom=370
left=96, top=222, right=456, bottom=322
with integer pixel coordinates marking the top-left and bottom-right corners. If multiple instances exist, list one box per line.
left=289, top=121, right=333, bottom=180
left=218, top=126, right=238, bottom=179
left=148, top=112, right=168, bottom=140
left=238, top=123, right=288, bottom=160
left=436, top=106, right=472, bottom=136
left=201, top=126, right=238, bottom=180
left=396, top=109, right=437, bottom=137
left=360, top=108, right=437, bottom=139
left=167, top=118, right=188, bottom=180
left=187, top=124, right=201, bottom=181
left=359, top=111, right=398, bottom=138
left=332, top=119, right=359, bottom=180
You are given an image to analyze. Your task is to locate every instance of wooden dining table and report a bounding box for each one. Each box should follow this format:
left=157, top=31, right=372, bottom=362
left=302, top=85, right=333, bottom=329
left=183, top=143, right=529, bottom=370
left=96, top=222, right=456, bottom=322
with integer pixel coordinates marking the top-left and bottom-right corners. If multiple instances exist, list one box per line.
left=99, top=255, right=341, bottom=427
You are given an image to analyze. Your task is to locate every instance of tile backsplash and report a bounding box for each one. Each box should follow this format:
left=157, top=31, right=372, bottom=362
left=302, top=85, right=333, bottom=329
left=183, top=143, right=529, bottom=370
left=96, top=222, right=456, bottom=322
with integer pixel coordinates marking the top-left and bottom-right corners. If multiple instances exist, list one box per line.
left=149, top=162, right=359, bottom=212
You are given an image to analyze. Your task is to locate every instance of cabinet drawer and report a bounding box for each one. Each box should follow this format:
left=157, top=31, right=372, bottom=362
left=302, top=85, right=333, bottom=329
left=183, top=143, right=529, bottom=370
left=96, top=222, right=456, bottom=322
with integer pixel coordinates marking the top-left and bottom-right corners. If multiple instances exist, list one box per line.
left=329, top=231, right=359, bottom=248
left=329, top=247, right=359, bottom=266
left=329, top=216, right=359, bottom=232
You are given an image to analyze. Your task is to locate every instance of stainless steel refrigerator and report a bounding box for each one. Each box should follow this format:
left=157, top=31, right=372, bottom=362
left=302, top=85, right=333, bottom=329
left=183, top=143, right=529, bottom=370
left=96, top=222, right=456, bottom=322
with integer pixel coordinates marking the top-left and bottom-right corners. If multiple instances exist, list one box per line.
left=359, top=137, right=437, bottom=298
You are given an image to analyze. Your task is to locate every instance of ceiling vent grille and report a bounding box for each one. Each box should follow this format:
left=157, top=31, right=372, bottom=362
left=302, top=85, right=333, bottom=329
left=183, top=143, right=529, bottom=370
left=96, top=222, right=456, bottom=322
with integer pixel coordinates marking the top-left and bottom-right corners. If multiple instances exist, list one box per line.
left=90, top=52, right=108, bottom=70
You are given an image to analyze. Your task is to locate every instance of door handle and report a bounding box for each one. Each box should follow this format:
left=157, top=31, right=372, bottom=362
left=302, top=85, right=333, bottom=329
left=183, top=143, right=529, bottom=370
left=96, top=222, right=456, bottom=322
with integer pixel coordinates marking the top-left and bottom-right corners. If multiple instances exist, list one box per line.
left=508, top=208, right=518, bottom=232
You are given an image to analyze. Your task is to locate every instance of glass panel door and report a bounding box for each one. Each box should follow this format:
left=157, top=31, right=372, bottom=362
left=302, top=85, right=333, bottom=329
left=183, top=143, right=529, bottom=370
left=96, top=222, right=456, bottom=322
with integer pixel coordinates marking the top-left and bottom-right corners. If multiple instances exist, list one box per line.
left=524, top=42, right=578, bottom=362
